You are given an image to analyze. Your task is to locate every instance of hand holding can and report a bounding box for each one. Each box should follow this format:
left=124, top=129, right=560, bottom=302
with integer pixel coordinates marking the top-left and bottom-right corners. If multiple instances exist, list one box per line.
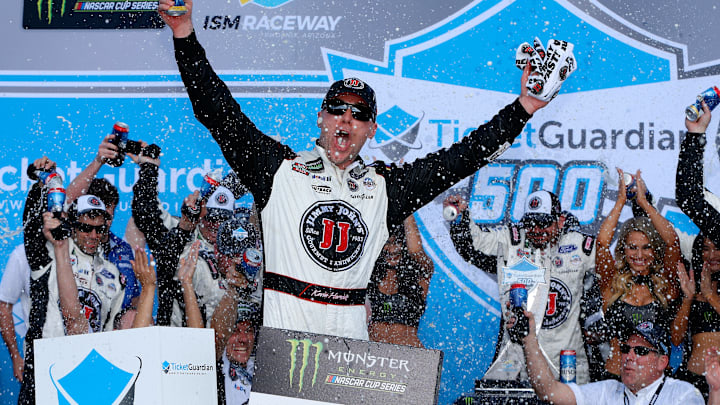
left=686, top=86, right=720, bottom=121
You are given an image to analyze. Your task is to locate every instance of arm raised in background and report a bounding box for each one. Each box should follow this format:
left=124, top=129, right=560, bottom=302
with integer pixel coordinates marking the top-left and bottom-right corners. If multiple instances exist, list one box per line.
left=65, top=135, right=118, bottom=202
left=43, top=213, right=89, bottom=335
left=131, top=246, right=156, bottom=328
left=445, top=195, right=502, bottom=274
left=596, top=168, right=627, bottom=296
left=634, top=172, right=681, bottom=300
left=677, top=102, right=720, bottom=246
left=671, top=260, right=695, bottom=345
left=518, top=310, right=577, bottom=405
left=403, top=215, right=434, bottom=297
left=0, top=302, right=23, bottom=381
left=176, top=241, right=203, bottom=329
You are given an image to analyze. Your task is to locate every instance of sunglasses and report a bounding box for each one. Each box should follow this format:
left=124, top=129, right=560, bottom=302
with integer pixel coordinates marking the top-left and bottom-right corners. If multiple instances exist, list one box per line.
left=75, top=222, right=109, bottom=235
left=323, top=98, right=375, bottom=122
left=619, top=343, right=659, bottom=356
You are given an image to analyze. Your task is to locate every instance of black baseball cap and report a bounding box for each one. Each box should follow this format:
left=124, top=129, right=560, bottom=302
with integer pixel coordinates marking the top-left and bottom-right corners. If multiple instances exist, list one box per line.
left=323, top=78, right=377, bottom=117
left=630, top=321, right=670, bottom=356
left=236, top=302, right=260, bottom=327
left=520, top=190, right=561, bottom=228
left=216, top=218, right=259, bottom=257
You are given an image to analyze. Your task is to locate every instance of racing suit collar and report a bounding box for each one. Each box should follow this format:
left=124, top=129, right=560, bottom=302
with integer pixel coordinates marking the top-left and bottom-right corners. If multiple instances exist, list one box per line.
left=314, top=141, right=365, bottom=174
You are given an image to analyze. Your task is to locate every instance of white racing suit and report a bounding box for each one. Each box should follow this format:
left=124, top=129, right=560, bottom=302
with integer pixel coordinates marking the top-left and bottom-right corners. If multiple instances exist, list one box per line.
left=451, top=214, right=596, bottom=384
left=174, top=32, right=533, bottom=340
left=21, top=182, right=125, bottom=404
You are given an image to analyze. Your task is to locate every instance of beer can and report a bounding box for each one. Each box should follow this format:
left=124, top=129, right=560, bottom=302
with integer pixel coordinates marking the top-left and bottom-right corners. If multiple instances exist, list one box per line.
left=685, top=86, right=720, bottom=121
left=107, top=121, right=129, bottom=167
left=47, top=187, right=66, bottom=213
left=112, top=121, right=129, bottom=143
left=166, top=0, right=188, bottom=16
left=239, top=247, right=263, bottom=281
left=560, top=350, right=577, bottom=383
left=509, top=284, right=528, bottom=309
left=199, top=168, right=222, bottom=202
left=623, top=172, right=637, bottom=199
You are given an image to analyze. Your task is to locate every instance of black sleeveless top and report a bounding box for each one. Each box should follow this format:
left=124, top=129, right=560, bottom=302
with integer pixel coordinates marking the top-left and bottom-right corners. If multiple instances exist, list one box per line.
left=605, top=299, right=671, bottom=339
left=689, top=300, right=720, bottom=335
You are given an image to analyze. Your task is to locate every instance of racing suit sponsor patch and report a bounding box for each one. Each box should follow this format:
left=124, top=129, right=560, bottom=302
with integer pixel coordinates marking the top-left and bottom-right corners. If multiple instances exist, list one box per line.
left=99, top=269, right=116, bottom=279
left=542, top=278, right=572, bottom=329
left=300, top=201, right=368, bottom=272
left=292, top=162, right=309, bottom=176
left=78, top=288, right=103, bottom=332
left=306, top=158, right=324, bottom=172
left=312, top=185, right=332, bottom=194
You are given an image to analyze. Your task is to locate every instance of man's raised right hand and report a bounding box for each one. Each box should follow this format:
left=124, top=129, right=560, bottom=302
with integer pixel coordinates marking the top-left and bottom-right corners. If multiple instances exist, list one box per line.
left=158, top=0, right=194, bottom=38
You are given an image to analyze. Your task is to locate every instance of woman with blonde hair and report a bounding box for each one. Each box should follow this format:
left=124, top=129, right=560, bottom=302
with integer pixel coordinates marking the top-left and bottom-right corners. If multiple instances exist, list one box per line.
left=596, top=169, right=680, bottom=377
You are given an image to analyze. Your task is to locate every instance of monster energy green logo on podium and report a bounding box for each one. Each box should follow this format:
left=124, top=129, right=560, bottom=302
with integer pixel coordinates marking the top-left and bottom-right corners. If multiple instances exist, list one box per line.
left=287, top=338, right=323, bottom=392
left=23, top=0, right=164, bottom=29
left=251, top=327, right=444, bottom=404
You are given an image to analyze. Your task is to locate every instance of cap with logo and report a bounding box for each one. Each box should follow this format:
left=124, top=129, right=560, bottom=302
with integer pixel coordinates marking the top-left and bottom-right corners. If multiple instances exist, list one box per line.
left=75, top=194, right=111, bottom=220
left=216, top=218, right=260, bottom=257
left=323, top=77, right=377, bottom=118
left=520, top=190, right=561, bottom=229
left=630, top=321, right=670, bottom=356
left=236, top=302, right=260, bottom=326
left=205, top=186, right=234, bottom=221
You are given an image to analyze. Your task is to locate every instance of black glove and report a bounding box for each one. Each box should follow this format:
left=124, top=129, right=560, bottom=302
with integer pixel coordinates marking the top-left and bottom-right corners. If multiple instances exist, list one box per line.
left=181, top=202, right=201, bottom=222
left=50, top=212, right=73, bottom=241
left=507, top=307, right=530, bottom=344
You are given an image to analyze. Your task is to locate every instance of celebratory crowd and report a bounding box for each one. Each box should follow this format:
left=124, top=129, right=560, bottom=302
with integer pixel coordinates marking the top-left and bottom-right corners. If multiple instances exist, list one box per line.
left=2, top=1, right=720, bottom=404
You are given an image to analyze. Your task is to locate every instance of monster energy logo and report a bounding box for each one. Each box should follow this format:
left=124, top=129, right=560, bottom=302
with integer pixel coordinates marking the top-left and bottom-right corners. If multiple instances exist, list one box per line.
left=382, top=301, right=392, bottom=313
left=631, top=312, right=642, bottom=324
left=36, top=0, right=68, bottom=24
left=706, top=311, right=713, bottom=323
left=287, top=339, right=323, bottom=392
left=463, top=396, right=475, bottom=405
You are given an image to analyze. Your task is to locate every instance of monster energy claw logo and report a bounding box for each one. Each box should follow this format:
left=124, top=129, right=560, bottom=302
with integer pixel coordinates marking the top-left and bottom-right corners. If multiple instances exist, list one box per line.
left=631, top=312, right=643, bottom=325
left=37, top=0, right=68, bottom=24
left=287, top=339, right=323, bottom=392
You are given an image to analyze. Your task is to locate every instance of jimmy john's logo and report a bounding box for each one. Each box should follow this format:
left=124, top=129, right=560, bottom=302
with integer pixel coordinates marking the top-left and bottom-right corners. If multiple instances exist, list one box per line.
left=343, top=78, right=365, bottom=89
left=300, top=201, right=368, bottom=272
left=542, top=278, right=572, bottom=329
left=287, top=338, right=323, bottom=392
left=559, top=66, right=569, bottom=80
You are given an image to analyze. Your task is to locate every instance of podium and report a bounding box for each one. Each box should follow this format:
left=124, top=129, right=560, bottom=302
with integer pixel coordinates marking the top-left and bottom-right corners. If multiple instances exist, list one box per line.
left=250, top=327, right=444, bottom=405
left=34, top=326, right=217, bottom=405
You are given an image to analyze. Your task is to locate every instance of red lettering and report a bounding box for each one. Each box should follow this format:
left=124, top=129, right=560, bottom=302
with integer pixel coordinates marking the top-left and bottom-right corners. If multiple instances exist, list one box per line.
left=546, top=293, right=557, bottom=316
left=336, top=222, right=350, bottom=252
left=319, top=218, right=335, bottom=249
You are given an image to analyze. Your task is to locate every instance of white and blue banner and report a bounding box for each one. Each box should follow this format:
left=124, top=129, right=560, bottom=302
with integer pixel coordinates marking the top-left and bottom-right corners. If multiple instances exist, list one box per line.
left=2, top=0, right=720, bottom=403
